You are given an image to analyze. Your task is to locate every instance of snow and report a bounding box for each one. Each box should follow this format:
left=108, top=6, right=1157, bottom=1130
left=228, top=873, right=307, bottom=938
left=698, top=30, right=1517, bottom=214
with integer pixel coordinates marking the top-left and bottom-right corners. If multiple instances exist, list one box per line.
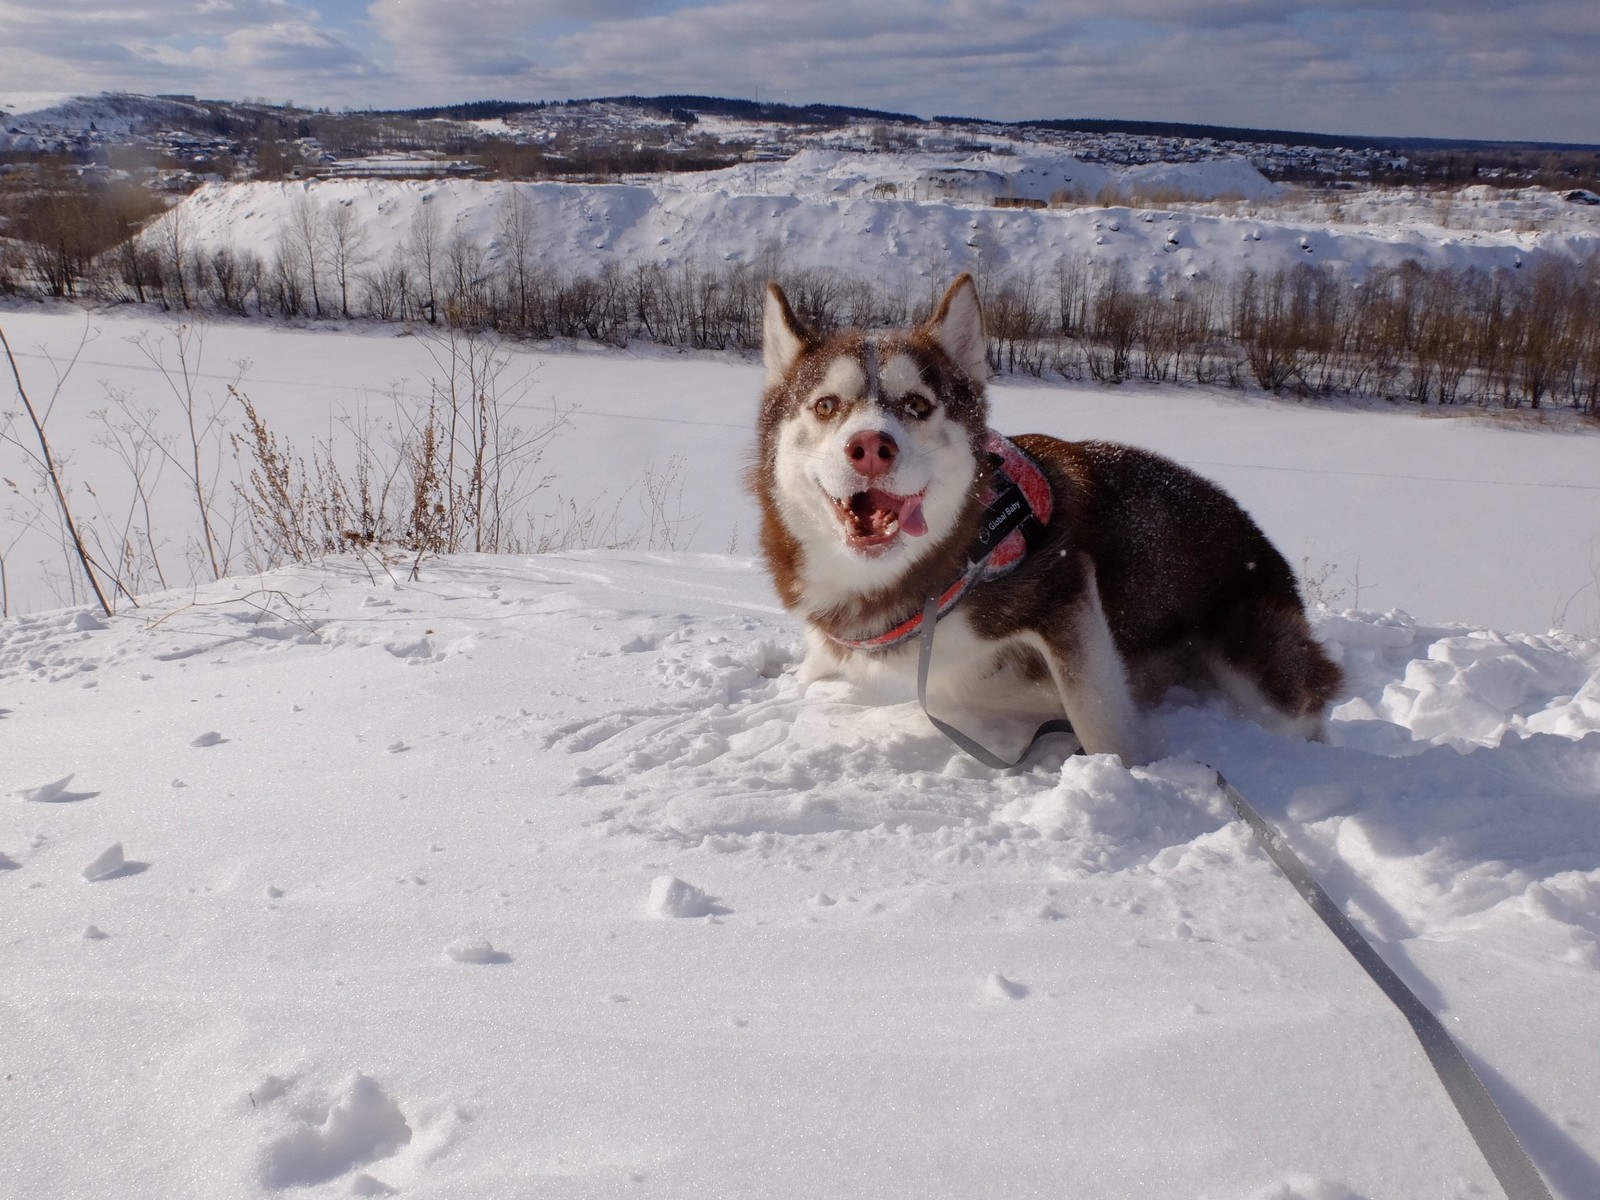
left=3, top=537, right=1599, bottom=1197
left=4, top=131, right=1600, bottom=1192
left=7, top=87, right=1600, bottom=273
left=3, top=306, right=1596, bottom=634
left=0, top=91, right=80, bottom=120
left=2, top=299, right=1599, bottom=1196
left=0, top=92, right=206, bottom=148
left=645, top=875, right=718, bottom=919
left=149, top=143, right=1600, bottom=296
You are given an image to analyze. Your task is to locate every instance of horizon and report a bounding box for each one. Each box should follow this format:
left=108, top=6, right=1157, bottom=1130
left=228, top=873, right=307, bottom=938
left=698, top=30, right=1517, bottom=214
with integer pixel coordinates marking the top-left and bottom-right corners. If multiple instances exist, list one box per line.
left=6, top=88, right=1599, bottom=157
left=1, top=1, right=1597, bottom=146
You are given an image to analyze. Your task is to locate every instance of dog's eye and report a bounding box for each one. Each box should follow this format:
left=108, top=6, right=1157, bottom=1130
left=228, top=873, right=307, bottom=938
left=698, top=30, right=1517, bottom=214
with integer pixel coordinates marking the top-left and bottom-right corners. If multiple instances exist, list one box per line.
left=904, top=393, right=934, bottom=420
left=812, top=395, right=840, bottom=419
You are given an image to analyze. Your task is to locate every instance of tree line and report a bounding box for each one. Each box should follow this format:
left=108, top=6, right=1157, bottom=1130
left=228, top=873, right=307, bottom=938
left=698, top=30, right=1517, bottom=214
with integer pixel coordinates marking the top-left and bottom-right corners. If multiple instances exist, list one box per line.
left=4, top=185, right=1597, bottom=414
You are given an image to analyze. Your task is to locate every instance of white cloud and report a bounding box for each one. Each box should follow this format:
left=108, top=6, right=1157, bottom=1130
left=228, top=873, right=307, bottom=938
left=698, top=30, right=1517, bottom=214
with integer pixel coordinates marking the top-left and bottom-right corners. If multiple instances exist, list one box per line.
left=1, top=0, right=1594, bottom=139
left=0, top=0, right=381, bottom=98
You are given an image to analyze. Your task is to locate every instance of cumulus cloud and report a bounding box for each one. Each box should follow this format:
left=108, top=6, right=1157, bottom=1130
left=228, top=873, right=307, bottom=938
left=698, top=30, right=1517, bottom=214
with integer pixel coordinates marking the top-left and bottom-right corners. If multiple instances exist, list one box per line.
left=469, top=0, right=1598, bottom=139
left=0, top=0, right=381, bottom=99
left=2, top=0, right=1594, bottom=139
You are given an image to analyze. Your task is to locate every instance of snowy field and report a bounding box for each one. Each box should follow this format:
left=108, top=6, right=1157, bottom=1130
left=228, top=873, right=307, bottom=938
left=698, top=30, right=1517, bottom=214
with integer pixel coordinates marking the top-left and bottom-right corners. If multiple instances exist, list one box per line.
left=2, top=307, right=1598, bottom=634
left=3, top=307, right=1600, bottom=1198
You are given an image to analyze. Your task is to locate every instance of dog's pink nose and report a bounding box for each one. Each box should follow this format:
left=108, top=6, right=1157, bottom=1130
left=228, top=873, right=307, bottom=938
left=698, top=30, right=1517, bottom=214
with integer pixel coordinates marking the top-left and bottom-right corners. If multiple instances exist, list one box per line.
left=846, top=430, right=898, bottom=477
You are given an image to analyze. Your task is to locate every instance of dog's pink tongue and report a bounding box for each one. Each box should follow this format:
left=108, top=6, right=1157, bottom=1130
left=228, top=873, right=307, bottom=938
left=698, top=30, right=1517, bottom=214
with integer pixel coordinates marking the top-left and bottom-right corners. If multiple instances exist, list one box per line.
left=898, top=495, right=928, bottom=537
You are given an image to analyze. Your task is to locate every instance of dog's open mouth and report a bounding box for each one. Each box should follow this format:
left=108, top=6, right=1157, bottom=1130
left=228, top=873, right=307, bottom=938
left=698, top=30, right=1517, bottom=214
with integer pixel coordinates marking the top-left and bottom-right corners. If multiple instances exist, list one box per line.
left=829, top=487, right=928, bottom=555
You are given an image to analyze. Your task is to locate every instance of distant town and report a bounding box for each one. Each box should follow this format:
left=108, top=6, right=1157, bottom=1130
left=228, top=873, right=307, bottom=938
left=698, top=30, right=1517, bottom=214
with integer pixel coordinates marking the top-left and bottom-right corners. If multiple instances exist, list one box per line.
left=3, top=92, right=1596, bottom=197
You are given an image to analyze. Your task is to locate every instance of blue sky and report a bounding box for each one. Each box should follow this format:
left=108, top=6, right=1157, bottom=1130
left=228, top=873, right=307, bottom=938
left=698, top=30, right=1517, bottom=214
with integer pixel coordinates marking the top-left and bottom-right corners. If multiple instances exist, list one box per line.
left=2, top=0, right=1597, bottom=142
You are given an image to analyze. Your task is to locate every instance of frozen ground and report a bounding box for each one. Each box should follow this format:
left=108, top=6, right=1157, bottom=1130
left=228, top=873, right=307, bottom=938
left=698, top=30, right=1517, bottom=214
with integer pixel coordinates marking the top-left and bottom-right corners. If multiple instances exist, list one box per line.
left=3, top=548, right=1599, bottom=1199
left=2, top=308, right=1599, bottom=1198
left=2, top=307, right=1597, bottom=635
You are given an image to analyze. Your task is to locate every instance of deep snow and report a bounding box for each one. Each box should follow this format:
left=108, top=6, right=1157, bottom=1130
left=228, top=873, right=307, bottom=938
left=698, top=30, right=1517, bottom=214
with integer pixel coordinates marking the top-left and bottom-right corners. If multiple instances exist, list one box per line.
left=2, top=306, right=1599, bottom=1198
left=3, top=547, right=1599, bottom=1199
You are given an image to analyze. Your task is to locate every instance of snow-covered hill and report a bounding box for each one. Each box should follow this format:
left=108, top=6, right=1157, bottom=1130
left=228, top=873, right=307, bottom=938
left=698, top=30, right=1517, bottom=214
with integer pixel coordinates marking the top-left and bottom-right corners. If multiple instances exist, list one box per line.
left=0, top=91, right=212, bottom=150
left=670, top=145, right=1286, bottom=205
left=156, top=151, right=1600, bottom=296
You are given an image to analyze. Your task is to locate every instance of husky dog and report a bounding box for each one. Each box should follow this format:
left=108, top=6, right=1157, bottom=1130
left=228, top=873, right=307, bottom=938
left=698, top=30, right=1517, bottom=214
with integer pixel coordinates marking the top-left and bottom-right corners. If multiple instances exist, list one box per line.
left=751, top=273, right=1342, bottom=766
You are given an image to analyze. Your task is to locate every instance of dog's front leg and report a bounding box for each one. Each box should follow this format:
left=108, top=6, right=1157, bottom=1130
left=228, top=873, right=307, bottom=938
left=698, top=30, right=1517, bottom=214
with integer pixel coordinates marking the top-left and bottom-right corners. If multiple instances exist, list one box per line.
left=794, top=627, right=847, bottom=691
left=1038, top=566, right=1149, bottom=767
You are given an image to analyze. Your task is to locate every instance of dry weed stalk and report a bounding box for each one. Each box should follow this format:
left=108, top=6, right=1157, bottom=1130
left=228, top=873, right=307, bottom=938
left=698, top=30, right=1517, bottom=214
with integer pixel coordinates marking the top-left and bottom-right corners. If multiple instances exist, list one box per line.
left=0, top=323, right=113, bottom=615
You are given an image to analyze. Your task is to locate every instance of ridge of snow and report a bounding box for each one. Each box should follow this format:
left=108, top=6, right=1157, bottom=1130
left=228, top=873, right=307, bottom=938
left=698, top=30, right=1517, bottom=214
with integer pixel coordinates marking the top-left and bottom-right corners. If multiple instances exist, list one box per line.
left=152, top=170, right=1598, bottom=298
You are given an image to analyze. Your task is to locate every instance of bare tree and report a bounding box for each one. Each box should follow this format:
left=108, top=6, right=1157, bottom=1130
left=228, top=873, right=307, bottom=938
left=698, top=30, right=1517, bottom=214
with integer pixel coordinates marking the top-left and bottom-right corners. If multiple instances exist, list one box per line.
left=326, top=200, right=369, bottom=319
left=1086, top=261, right=1140, bottom=382
left=287, top=191, right=329, bottom=318
left=408, top=202, right=443, bottom=324
left=157, top=206, right=195, bottom=310
left=496, top=187, right=537, bottom=329
left=444, top=231, right=491, bottom=327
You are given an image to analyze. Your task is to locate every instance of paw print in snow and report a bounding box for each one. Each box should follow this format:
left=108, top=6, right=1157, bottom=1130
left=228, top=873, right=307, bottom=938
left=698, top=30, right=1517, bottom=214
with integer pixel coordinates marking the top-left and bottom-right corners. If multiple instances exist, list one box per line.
left=256, top=1074, right=412, bottom=1190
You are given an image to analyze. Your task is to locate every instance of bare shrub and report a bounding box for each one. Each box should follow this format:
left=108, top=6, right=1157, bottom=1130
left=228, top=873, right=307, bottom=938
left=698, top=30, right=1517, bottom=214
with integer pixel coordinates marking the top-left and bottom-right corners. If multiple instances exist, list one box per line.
left=983, top=271, right=1050, bottom=376
left=1085, top=262, right=1141, bottom=382
left=360, top=254, right=414, bottom=322
left=1234, top=267, right=1313, bottom=392
left=124, top=323, right=238, bottom=580
left=264, top=244, right=309, bottom=318
left=200, top=246, right=262, bottom=316
left=233, top=328, right=564, bottom=576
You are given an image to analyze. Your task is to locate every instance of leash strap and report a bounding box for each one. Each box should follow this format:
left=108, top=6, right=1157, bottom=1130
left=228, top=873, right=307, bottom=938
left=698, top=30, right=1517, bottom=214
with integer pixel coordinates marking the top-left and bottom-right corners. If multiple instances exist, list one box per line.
left=914, top=594, right=1076, bottom=769
left=1214, top=771, right=1553, bottom=1200
left=912, top=583, right=1552, bottom=1197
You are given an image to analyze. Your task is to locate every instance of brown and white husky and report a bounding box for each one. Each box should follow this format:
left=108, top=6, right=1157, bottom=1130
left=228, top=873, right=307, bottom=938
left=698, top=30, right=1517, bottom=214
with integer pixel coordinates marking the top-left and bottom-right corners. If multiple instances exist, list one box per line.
left=750, top=273, right=1343, bottom=767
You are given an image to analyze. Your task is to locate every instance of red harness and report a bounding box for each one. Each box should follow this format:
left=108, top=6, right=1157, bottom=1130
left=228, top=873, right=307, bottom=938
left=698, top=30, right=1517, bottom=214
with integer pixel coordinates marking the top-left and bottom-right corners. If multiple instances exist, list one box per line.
left=829, top=432, right=1054, bottom=651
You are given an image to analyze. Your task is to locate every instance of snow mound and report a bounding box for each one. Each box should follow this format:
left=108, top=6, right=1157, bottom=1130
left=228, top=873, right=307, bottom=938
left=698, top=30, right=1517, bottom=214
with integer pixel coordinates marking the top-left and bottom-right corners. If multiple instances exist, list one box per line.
left=150, top=168, right=1598, bottom=301
left=81, top=843, right=126, bottom=881
left=647, top=875, right=717, bottom=918
left=18, top=773, right=88, bottom=803
left=443, top=937, right=512, bottom=964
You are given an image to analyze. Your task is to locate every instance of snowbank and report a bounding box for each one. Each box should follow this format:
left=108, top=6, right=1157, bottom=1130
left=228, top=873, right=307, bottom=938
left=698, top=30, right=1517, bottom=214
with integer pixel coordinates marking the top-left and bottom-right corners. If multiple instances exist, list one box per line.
left=3, top=551, right=1598, bottom=1197
left=153, top=162, right=1599, bottom=296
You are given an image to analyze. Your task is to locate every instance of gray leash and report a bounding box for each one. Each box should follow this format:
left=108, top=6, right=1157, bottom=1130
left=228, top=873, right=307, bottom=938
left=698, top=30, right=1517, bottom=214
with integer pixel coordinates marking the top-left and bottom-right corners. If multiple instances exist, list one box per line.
left=1215, top=772, right=1553, bottom=1200
left=914, top=594, right=1076, bottom=768
left=914, top=599, right=1553, bottom=1199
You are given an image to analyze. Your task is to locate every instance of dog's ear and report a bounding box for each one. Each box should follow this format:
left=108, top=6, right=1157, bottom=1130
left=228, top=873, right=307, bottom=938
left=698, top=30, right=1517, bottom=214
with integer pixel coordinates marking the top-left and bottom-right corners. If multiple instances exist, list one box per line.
left=926, top=273, right=988, bottom=385
left=763, top=283, right=809, bottom=387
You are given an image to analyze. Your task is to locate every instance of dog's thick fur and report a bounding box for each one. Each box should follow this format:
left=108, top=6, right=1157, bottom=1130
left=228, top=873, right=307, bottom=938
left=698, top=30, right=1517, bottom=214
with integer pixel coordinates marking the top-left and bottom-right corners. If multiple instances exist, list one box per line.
left=751, top=273, right=1343, bottom=766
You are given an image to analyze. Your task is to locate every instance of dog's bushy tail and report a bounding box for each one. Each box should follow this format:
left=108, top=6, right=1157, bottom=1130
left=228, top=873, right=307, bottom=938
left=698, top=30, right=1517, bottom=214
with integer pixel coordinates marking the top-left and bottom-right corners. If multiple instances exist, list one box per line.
left=1223, top=595, right=1345, bottom=719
